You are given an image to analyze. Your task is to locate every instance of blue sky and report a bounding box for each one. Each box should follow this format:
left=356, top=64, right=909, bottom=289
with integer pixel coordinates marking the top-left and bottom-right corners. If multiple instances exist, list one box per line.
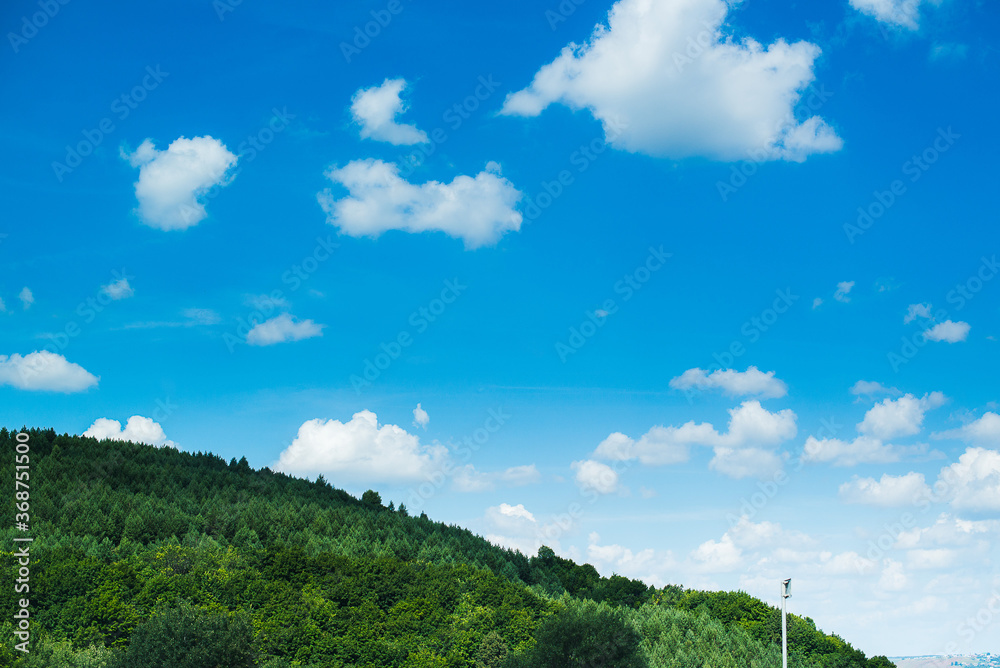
left=2, top=0, right=999, bottom=656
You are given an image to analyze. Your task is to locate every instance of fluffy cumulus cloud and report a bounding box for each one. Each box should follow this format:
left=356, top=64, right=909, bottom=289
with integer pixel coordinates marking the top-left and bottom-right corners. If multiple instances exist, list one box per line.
left=669, top=366, right=787, bottom=399
left=839, top=472, right=931, bottom=507
left=572, top=459, right=620, bottom=494
left=857, top=392, right=946, bottom=440
left=246, top=313, right=325, bottom=346
left=499, top=0, right=841, bottom=162
left=689, top=534, right=743, bottom=572
left=274, top=410, right=449, bottom=483
left=933, top=412, right=1000, bottom=447
left=593, top=401, right=796, bottom=478
left=84, top=416, right=176, bottom=448
left=318, top=159, right=523, bottom=248
left=849, top=0, right=931, bottom=30
left=350, top=78, right=428, bottom=145
left=451, top=464, right=541, bottom=492
left=123, top=136, right=238, bottom=230
left=101, top=277, right=134, bottom=300
left=0, top=351, right=98, bottom=392
left=923, top=320, right=970, bottom=343
left=937, top=447, right=1000, bottom=512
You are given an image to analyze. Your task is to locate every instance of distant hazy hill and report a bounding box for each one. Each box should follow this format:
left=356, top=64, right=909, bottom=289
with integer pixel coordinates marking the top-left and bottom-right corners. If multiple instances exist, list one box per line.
left=1, top=428, right=897, bottom=668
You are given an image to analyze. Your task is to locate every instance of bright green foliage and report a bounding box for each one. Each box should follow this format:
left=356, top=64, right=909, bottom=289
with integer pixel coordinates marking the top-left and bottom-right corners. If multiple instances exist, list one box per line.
left=0, top=428, right=894, bottom=668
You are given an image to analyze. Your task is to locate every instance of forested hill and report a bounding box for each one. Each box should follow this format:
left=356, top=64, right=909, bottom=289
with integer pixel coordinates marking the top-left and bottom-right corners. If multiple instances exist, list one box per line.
left=1, top=428, right=894, bottom=668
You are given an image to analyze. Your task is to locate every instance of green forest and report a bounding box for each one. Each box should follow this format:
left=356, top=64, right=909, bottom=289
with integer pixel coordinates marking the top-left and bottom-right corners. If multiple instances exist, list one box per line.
left=1, top=428, right=896, bottom=668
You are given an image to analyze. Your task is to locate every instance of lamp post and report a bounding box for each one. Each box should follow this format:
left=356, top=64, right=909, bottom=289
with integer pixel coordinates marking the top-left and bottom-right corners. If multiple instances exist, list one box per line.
left=781, top=578, right=792, bottom=668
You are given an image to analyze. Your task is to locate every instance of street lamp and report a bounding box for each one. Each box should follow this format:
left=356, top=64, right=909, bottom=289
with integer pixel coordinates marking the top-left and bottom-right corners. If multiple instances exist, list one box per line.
left=781, top=578, right=792, bottom=668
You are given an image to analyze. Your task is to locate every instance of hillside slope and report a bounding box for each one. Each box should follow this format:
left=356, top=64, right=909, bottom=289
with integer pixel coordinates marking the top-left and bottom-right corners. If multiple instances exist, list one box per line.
left=1, top=428, right=894, bottom=668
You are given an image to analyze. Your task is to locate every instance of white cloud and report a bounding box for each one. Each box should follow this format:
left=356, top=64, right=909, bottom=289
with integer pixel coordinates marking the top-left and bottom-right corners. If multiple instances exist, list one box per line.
left=495, top=502, right=536, bottom=523
left=273, top=410, right=449, bottom=483
left=123, top=136, right=238, bottom=230
left=812, top=297, right=823, bottom=309
left=895, top=513, right=1000, bottom=549
left=690, top=534, right=742, bottom=572
left=937, top=447, right=1000, bottom=512
left=904, top=302, right=932, bottom=324
left=499, top=0, right=840, bottom=162
left=451, top=463, right=541, bottom=492
left=594, top=432, right=637, bottom=461
left=18, top=287, right=34, bottom=310
left=933, top=412, right=1000, bottom=447
left=350, top=78, right=428, bottom=146
left=318, top=159, right=523, bottom=248
left=858, top=392, right=946, bottom=440
left=839, top=472, right=931, bottom=507
left=594, top=401, right=796, bottom=477
left=572, top=459, right=620, bottom=494
left=878, top=558, right=908, bottom=591
left=101, top=278, right=134, bottom=300
left=0, top=296, right=5, bottom=312
left=413, top=403, right=429, bottom=429
left=834, top=280, right=855, bottom=303
left=587, top=532, right=667, bottom=578
left=803, top=435, right=906, bottom=466
left=83, top=415, right=176, bottom=448
left=850, top=0, right=926, bottom=30
left=821, top=550, right=877, bottom=575
left=669, top=366, right=787, bottom=398
left=850, top=380, right=901, bottom=398
left=0, top=351, right=99, bottom=392
left=246, top=313, right=324, bottom=346
left=709, top=446, right=784, bottom=479
left=923, top=320, right=970, bottom=343
left=906, top=548, right=956, bottom=570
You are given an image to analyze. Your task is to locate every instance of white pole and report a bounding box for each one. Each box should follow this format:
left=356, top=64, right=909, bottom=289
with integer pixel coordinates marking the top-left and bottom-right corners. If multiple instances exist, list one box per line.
left=782, top=588, right=788, bottom=668
left=781, top=578, right=791, bottom=668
